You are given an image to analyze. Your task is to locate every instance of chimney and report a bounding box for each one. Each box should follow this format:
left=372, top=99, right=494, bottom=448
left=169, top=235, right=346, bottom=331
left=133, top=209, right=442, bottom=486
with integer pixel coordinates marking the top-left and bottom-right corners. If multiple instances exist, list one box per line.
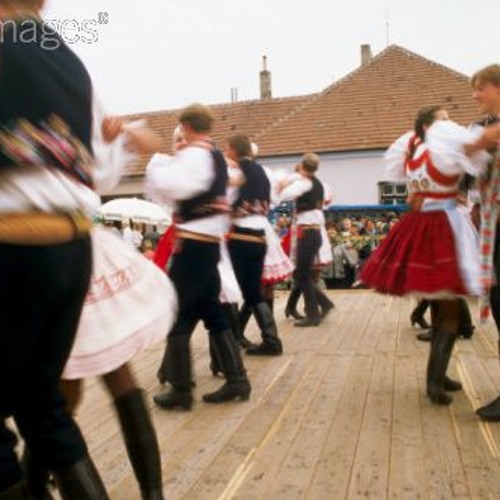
left=260, top=55, right=272, bottom=100
left=361, top=44, right=372, bottom=66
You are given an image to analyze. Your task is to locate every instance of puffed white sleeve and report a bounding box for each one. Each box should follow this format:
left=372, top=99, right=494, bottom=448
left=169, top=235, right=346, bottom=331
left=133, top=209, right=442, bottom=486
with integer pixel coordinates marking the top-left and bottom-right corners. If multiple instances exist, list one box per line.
left=383, top=131, right=413, bottom=181
left=322, top=182, right=333, bottom=207
left=91, top=95, right=137, bottom=194
left=263, top=166, right=289, bottom=205
left=426, top=120, right=490, bottom=177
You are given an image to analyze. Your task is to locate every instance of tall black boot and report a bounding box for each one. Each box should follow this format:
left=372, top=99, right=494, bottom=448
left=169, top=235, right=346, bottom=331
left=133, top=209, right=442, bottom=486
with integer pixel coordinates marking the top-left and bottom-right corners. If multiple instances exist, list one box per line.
left=22, top=449, right=54, bottom=500
left=315, top=286, right=334, bottom=319
left=458, top=299, right=475, bottom=339
left=209, top=335, right=223, bottom=377
left=225, top=303, right=253, bottom=349
left=0, top=482, right=29, bottom=499
left=426, top=330, right=457, bottom=405
left=246, top=302, right=283, bottom=356
left=114, top=389, right=164, bottom=500
left=284, top=287, right=304, bottom=320
left=53, top=454, right=109, bottom=500
left=476, top=341, right=500, bottom=421
left=202, top=330, right=251, bottom=404
left=239, top=302, right=252, bottom=338
left=411, top=300, right=431, bottom=329
left=153, top=336, right=193, bottom=411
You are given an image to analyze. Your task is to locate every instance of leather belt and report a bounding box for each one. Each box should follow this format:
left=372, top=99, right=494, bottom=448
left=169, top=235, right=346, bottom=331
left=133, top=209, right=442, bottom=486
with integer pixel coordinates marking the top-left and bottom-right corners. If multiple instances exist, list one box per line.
left=176, top=229, right=220, bottom=244
left=227, top=232, right=266, bottom=244
left=297, top=224, right=321, bottom=230
left=0, top=211, right=91, bottom=245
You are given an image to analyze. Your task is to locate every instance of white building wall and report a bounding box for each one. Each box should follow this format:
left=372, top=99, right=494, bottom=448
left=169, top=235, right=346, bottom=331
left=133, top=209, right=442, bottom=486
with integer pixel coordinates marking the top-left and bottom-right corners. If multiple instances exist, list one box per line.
left=109, top=150, right=389, bottom=206
left=262, top=150, right=386, bottom=205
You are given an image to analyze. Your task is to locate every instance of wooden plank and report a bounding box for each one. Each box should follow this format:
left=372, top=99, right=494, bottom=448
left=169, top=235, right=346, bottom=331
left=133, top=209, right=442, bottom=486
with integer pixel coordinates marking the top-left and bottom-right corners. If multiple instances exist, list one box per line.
left=266, top=354, right=353, bottom=499
left=388, top=355, right=426, bottom=499
left=346, top=352, right=394, bottom=499
left=305, top=355, right=374, bottom=499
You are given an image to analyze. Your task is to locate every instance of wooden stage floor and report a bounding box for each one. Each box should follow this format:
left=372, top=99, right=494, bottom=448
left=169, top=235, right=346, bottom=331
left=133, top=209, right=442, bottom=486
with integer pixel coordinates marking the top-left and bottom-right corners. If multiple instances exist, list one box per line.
left=75, top=291, right=500, bottom=499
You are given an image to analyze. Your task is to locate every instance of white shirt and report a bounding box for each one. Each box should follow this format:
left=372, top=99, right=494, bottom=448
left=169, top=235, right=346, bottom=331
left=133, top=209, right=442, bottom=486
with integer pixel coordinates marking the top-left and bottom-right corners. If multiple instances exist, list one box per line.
left=146, top=145, right=228, bottom=238
left=280, top=174, right=326, bottom=225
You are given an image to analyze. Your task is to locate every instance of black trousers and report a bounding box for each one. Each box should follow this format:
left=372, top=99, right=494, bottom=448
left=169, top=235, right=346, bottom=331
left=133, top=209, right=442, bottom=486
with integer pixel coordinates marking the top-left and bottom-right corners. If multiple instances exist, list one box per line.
left=293, top=227, right=323, bottom=321
left=168, top=238, right=229, bottom=339
left=490, top=233, right=500, bottom=336
left=227, top=228, right=267, bottom=307
left=0, top=238, right=91, bottom=490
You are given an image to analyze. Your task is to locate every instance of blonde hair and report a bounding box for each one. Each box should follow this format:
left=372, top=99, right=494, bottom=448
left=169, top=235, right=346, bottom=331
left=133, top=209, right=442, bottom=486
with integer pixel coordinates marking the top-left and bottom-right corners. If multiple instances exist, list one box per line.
left=179, top=103, right=214, bottom=133
left=301, top=153, right=320, bottom=173
left=471, top=64, right=500, bottom=88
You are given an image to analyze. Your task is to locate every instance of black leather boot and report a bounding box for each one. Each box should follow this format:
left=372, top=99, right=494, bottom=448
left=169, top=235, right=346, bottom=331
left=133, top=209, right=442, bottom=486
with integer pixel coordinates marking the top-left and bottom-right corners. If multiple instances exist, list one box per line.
left=0, top=482, right=29, bottom=500
left=238, top=302, right=253, bottom=348
left=226, top=303, right=254, bottom=349
left=476, top=340, right=500, bottom=420
left=53, top=454, right=109, bottom=500
left=284, top=288, right=305, bottom=320
left=209, top=335, right=223, bottom=377
left=246, top=302, right=283, bottom=356
left=22, top=449, right=54, bottom=500
left=411, top=300, right=431, bottom=329
left=416, top=329, right=435, bottom=342
left=114, top=389, right=164, bottom=500
left=457, top=299, right=475, bottom=339
left=203, top=329, right=251, bottom=404
left=154, top=336, right=193, bottom=411
left=426, top=330, right=457, bottom=405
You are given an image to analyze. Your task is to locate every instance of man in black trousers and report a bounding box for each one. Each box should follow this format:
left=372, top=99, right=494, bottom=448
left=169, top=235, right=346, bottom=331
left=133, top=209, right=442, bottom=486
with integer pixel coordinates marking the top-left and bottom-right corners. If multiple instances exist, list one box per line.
left=279, top=154, right=331, bottom=327
left=225, top=134, right=283, bottom=356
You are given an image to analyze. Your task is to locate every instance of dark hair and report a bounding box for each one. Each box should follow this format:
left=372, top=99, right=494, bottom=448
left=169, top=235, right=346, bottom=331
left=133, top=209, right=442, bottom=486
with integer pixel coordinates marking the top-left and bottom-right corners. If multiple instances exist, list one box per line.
left=227, top=134, right=252, bottom=159
left=414, top=105, right=443, bottom=141
left=179, top=103, right=214, bottom=133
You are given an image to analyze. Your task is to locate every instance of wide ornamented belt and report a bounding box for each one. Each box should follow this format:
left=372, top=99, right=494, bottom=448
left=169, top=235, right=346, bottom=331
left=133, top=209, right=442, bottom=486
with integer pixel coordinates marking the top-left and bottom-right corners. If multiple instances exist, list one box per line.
left=227, top=226, right=266, bottom=244
left=297, top=224, right=321, bottom=230
left=0, top=211, right=91, bottom=245
left=176, top=229, right=220, bottom=244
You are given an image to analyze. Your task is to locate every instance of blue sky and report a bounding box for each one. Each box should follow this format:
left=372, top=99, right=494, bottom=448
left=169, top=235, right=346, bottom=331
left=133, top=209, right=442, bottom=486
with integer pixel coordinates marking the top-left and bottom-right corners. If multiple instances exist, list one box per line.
left=43, top=0, right=500, bottom=114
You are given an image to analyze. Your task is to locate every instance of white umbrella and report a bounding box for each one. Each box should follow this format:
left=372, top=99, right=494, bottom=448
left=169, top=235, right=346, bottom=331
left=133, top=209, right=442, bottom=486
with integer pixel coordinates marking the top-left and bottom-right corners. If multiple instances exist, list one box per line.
left=99, top=198, right=171, bottom=224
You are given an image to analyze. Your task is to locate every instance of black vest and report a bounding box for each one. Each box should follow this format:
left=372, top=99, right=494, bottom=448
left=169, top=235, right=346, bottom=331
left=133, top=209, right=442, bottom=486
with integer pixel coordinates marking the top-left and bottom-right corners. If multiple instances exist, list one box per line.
left=177, top=147, right=229, bottom=223
left=233, top=158, right=271, bottom=218
left=296, top=176, right=324, bottom=212
left=0, top=19, right=94, bottom=187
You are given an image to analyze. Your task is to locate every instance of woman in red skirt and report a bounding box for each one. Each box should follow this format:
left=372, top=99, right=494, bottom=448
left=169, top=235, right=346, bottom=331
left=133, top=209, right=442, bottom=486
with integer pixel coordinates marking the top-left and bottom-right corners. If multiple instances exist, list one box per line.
left=361, top=105, right=496, bottom=405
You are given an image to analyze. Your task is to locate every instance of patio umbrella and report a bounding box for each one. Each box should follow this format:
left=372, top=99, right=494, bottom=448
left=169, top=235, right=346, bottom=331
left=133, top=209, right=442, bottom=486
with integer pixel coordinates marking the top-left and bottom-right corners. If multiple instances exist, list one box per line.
left=99, top=198, right=172, bottom=224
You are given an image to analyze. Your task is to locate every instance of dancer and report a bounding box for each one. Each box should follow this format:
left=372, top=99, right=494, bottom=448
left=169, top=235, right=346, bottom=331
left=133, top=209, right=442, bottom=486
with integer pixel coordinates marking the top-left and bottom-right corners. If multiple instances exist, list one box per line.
left=0, top=1, right=158, bottom=496
left=224, top=134, right=284, bottom=356
left=360, top=105, right=497, bottom=405
left=148, top=104, right=251, bottom=410
left=284, top=180, right=334, bottom=321
left=279, top=154, right=332, bottom=327
left=469, top=65, right=500, bottom=421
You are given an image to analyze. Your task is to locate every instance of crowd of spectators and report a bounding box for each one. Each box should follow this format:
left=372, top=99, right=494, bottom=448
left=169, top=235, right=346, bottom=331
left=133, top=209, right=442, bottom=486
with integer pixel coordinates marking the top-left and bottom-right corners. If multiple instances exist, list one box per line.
left=274, top=212, right=402, bottom=289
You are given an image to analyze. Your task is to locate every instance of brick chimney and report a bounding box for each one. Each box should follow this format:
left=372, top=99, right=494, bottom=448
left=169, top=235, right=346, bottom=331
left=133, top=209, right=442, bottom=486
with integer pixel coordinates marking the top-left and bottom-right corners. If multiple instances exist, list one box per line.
left=260, top=55, right=272, bottom=100
left=361, top=44, right=372, bottom=66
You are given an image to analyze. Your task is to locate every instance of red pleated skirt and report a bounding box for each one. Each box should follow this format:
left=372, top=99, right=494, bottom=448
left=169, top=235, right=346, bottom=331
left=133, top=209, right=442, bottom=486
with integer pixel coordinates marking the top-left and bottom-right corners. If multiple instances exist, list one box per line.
left=360, top=211, right=467, bottom=296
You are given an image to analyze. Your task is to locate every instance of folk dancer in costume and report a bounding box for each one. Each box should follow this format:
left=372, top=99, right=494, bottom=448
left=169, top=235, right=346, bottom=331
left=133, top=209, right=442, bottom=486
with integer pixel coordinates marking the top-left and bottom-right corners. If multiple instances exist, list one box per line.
left=468, top=65, right=500, bottom=421
left=148, top=104, right=251, bottom=410
left=284, top=178, right=334, bottom=321
left=149, top=128, right=246, bottom=379
left=224, top=135, right=284, bottom=356
left=236, top=143, right=294, bottom=348
left=0, top=1, right=158, bottom=496
left=278, top=154, right=333, bottom=327
left=360, top=105, right=498, bottom=406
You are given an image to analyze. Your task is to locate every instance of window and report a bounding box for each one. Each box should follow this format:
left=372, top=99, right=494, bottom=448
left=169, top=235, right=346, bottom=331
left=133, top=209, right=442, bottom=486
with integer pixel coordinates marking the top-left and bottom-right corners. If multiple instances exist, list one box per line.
left=378, top=182, right=407, bottom=205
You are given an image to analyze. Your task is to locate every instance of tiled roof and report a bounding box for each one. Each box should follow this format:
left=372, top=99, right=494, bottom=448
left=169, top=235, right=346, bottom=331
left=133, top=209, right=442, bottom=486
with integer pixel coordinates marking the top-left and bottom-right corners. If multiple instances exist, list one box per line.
left=122, top=45, right=480, bottom=175
left=255, top=45, right=479, bottom=156
left=123, top=95, right=314, bottom=176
